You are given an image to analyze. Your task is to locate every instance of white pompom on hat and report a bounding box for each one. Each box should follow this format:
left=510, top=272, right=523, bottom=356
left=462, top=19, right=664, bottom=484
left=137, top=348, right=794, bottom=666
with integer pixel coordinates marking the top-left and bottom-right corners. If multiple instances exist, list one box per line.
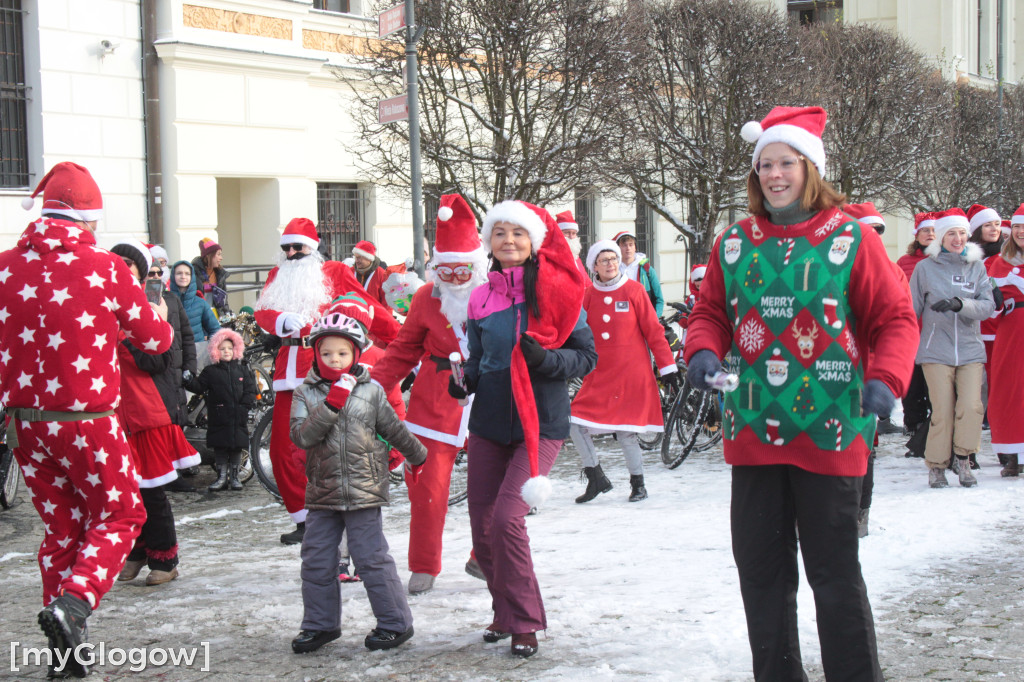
left=585, top=239, right=622, bottom=273
left=741, top=106, right=828, bottom=177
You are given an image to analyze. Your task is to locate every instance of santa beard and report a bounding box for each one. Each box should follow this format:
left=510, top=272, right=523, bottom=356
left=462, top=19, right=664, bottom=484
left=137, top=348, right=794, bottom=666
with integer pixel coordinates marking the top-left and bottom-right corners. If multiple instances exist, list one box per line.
left=255, top=250, right=332, bottom=324
left=566, top=236, right=582, bottom=257
left=437, top=268, right=487, bottom=328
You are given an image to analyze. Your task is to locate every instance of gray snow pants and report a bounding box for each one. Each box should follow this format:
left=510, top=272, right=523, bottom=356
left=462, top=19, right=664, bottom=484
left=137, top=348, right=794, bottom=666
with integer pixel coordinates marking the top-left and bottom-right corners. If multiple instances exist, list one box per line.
left=570, top=423, right=645, bottom=475
left=300, top=507, right=412, bottom=633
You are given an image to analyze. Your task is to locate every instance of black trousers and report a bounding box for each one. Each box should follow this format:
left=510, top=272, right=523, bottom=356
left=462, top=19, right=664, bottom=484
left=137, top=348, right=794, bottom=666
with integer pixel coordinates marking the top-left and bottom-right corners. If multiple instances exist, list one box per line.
left=731, top=465, right=883, bottom=682
left=902, top=364, right=930, bottom=432
left=859, top=451, right=874, bottom=511
left=127, top=487, right=179, bottom=571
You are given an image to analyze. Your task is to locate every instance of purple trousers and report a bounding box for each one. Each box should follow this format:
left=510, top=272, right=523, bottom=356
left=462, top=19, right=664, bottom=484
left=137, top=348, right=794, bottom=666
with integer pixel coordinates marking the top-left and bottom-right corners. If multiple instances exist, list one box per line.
left=466, top=434, right=562, bottom=635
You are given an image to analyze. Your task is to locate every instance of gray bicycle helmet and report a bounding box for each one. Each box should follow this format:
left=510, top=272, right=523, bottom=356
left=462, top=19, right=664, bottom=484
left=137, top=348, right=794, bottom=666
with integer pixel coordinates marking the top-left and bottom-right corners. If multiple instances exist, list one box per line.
left=307, top=312, right=368, bottom=350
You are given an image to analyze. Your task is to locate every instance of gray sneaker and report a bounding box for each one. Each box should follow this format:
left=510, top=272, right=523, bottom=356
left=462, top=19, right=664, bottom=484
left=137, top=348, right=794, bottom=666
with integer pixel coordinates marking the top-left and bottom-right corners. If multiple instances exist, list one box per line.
left=857, top=508, right=870, bottom=538
left=929, top=467, right=949, bottom=489
left=408, top=572, right=435, bottom=595
left=957, top=457, right=977, bottom=488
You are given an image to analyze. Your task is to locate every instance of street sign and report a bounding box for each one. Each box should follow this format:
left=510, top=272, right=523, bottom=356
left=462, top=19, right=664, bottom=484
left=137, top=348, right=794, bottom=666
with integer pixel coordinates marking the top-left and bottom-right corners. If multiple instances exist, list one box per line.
left=378, top=4, right=405, bottom=38
left=378, top=94, right=409, bottom=123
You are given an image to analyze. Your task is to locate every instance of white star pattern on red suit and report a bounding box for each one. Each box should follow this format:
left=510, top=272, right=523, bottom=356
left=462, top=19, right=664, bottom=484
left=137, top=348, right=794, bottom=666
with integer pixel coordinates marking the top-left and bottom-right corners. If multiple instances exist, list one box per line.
left=70, top=508, right=83, bottom=521
left=23, top=249, right=40, bottom=262
left=85, top=272, right=104, bottom=287
left=90, top=377, right=106, bottom=393
left=45, top=378, right=61, bottom=395
left=55, top=252, right=77, bottom=265
left=70, top=400, right=87, bottom=411
left=92, top=335, right=107, bottom=350
left=94, top=448, right=108, bottom=464
left=29, top=450, right=44, bottom=462
left=76, top=311, right=95, bottom=328
left=142, top=337, right=160, bottom=351
left=50, top=287, right=72, bottom=305
left=82, top=545, right=99, bottom=559
left=0, top=267, right=10, bottom=283
left=107, top=488, right=121, bottom=502
left=18, top=284, right=37, bottom=300
left=0, top=309, right=8, bottom=324
left=47, top=332, right=64, bottom=350
left=46, top=422, right=59, bottom=436
left=125, top=303, right=142, bottom=321
left=53, top=476, right=67, bottom=487
left=17, top=372, right=32, bottom=388
left=85, top=472, right=100, bottom=486
left=94, top=567, right=108, bottom=581
left=71, top=355, right=90, bottom=373
left=42, top=500, right=57, bottom=515
left=18, top=328, right=34, bottom=344
left=73, top=435, right=87, bottom=449
left=21, top=462, right=37, bottom=478
left=104, top=532, right=121, bottom=545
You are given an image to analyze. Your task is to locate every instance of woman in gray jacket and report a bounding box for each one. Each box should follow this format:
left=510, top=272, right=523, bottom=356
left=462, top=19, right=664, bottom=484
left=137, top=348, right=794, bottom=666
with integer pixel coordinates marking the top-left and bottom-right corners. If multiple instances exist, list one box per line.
left=910, top=208, right=995, bottom=489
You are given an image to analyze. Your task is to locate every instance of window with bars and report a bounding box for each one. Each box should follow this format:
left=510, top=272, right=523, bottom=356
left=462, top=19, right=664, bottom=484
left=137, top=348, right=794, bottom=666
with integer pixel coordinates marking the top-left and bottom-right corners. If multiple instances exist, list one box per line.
left=787, top=1, right=843, bottom=26
left=634, top=193, right=656, bottom=260
left=574, top=187, right=597, bottom=257
left=1, top=0, right=29, bottom=188
left=313, top=0, right=351, bottom=14
left=316, top=183, right=366, bottom=261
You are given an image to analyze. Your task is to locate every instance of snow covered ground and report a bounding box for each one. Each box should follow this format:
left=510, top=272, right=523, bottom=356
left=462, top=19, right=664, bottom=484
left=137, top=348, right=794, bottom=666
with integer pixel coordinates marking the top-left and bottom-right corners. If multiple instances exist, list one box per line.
left=4, top=423, right=1024, bottom=680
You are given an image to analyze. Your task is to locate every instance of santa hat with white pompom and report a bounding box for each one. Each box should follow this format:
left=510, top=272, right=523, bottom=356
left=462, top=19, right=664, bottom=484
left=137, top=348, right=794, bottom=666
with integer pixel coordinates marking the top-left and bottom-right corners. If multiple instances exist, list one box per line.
left=21, top=161, right=104, bottom=222
left=740, top=106, right=828, bottom=177
left=431, top=193, right=487, bottom=266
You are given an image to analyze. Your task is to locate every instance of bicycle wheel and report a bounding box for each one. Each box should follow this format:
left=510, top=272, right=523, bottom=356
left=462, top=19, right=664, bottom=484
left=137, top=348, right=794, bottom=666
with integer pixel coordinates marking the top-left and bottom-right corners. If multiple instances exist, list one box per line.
left=638, top=380, right=677, bottom=451
left=0, top=448, right=20, bottom=510
left=448, top=449, right=468, bottom=506
left=237, top=449, right=255, bottom=484
left=661, top=382, right=713, bottom=469
left=249, top=409, right=281, bottom=501
left=252, top=366, right=275, bottom=411
left=690, top=391, right=724, bottom=453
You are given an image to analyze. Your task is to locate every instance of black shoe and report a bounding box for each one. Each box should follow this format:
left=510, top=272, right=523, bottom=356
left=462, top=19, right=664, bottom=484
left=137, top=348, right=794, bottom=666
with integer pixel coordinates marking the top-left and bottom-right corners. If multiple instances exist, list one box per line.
left=628, top=474, right=648, bottom=502
left=483, top=623, right=511, bottom=642
left=364, top=626, right=414, bottom=650
left=38, top=592, right=91, bottom=678
left=228, top=464, right=244, bottom=490
left=969, top=453, right=980, bottom=470
left=291, top=628, right=341, bottom=653
left=207, top=466, right=228, bottom=492
left=575, top=465, right=613, bottom=504
left=280, top=522, right=305, bottom=545
left=164, top=477, right=197, bottom=493
left=180, top=465, right=200, bottom=477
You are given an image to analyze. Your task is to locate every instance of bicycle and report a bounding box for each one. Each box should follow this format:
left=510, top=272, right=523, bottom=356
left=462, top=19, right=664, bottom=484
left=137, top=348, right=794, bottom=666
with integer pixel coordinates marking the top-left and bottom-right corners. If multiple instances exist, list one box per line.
left=659, top=363, right=728, bottom=469
left=635, top=302, right=688, bottom=451
left=0, top=409, right=21, bottom=510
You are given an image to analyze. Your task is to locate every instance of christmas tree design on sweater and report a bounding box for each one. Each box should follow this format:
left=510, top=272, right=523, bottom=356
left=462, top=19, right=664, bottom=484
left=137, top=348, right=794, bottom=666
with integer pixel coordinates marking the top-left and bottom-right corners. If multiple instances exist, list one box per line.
left=720, top=216, right=875, bottom=454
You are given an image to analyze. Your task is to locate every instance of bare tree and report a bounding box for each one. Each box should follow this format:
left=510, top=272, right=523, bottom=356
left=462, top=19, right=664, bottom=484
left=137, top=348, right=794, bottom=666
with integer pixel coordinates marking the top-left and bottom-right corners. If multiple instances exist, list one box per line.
left=798, top=22, right=949, bottom=213
left=343, top=0, right=631, bottom=218
left=601, top=0, right=805, bottom=261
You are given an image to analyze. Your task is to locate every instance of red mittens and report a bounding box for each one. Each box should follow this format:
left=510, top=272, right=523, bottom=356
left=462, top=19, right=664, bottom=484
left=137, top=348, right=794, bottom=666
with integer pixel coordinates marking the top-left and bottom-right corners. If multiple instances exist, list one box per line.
left=326, top=374, right=358, bottom=410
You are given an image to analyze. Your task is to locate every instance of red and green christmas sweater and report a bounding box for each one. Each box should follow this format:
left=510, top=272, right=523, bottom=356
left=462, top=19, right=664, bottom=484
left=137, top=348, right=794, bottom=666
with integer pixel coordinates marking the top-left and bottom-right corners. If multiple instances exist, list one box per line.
left=684, top=207, right=918, bottom=476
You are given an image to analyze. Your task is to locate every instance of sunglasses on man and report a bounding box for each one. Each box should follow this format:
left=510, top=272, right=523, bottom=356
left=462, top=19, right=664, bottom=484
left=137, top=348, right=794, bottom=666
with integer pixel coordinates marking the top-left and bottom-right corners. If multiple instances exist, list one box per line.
left=281, top=243, right=305, bottom=253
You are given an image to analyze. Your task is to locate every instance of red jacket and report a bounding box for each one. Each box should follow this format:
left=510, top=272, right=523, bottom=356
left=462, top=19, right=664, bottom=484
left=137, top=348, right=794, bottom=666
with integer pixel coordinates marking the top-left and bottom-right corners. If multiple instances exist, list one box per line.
left=371, top=284, right=471, bottom=447
left=255, top=261, right=399, bottom=391
left=0, top=218, right=173, bottom=412
left=896, top=249, right=927, bottom=282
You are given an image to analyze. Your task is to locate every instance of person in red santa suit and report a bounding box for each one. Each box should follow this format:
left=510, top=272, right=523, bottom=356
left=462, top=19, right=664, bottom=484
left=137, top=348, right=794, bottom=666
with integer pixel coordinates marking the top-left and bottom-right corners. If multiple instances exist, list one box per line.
left=0, top=162, right=173, bottom=677
left=555, top=210, right=591, bottom=288
left=351, top=240, right=391, bottom=310
left=371, top=194, right=490, bottom=595
left=986, top=203, right=1024, bottom=477
left=569, top=240, right=680, bottom=504
left=255, top=218, right=400, bottom=545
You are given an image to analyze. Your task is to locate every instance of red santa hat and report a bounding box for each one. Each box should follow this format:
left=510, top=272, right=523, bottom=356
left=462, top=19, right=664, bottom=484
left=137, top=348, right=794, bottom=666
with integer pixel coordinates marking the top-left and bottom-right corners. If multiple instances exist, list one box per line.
left=503, top=202, right=586, bottom=505
left=327, top=292, right=374, bottom=331
left=932, top=208, right=970, bottom=243
left=1001, top=218, right=1012, bottom=235
left=555, top=210, right=579, bottom=232
left=21, top=161, right=104, bottom=222
left=612, top=230, right=637, bottom=244
left=433, top=194, right=487, bottom=266
left=741, top=106, right=828, bottom=177
left=913, top=211, right=936, bottom=235
left=281, top=217, right=320, bottom=249
left=585, top=239, right=621, bottom=273
left=352, top=240, right=377, bottom=260
left=690, top=263, right=708, bottom=281
left=481, top=200, right=548, bottom=253
left=966, top=203, right=1001, bottom=234
left=1011, top=204, right=1024, bottom=226
left=148, top=244, right=169, bottom=263
left=844, top=202, right=884, bottom=228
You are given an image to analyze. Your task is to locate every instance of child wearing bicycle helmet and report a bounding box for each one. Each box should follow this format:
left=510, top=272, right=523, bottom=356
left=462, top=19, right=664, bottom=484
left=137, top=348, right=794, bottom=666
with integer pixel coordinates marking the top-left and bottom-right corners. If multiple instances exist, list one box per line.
left=288, top=311, right=427, bottom=655
left=188, top=328, right=257, bottom=492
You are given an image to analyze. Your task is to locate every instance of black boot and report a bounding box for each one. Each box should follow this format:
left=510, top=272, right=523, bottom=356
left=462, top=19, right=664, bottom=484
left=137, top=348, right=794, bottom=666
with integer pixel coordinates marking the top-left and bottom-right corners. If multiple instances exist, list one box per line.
left=575, top=465, right=613, bottom=504
left=280, top=522, right=305, bottom=545
left=207, top=465, right=229, bottom=492
left=628, top=474, right=648, bottom=502
left=228, top=464, right=243, bottom=491
left=39, top=592, right=91, bottom=678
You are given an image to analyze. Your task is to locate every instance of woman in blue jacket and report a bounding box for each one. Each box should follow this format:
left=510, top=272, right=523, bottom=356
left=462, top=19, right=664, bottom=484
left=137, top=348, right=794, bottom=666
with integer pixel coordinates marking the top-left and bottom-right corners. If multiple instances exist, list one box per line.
left=171, top=260, right=220, bottom=351
left=449, top=200, right=596, bottom=659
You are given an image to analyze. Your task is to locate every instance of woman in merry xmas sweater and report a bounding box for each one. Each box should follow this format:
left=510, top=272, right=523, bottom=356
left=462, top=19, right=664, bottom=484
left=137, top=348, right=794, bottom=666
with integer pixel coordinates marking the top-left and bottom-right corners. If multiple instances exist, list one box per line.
left=684, top=106, right=918, bottom=682
left=569, top=239, right=679, bottom=503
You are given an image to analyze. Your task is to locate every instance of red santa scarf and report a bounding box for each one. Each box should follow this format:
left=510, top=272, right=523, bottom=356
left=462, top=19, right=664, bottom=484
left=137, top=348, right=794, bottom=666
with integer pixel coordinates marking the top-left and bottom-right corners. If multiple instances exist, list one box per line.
left=508, top=202, right=588, bottom=506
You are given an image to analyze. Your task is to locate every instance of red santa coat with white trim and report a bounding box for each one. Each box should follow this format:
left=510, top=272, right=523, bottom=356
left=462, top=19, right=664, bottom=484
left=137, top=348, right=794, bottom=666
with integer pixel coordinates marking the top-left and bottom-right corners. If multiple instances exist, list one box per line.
left=0, top=218, right=173, bottom=411
left=571, top=277, right=675, bottom=433
left=371, top=283, right=471, bottom=446
left=985, top=256, right=1024, bottom=452
left=254, top=260, right=399, bottom=391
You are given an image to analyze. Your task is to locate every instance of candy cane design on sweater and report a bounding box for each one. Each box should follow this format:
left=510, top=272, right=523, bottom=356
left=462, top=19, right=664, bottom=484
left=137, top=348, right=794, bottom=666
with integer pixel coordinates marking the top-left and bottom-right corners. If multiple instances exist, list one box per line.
left=825, top=418, right=842, bottom=451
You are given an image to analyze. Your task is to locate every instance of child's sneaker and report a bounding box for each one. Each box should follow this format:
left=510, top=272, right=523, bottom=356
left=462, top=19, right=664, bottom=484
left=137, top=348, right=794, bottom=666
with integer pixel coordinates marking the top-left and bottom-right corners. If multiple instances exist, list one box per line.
left=338, top=564, right=361, bottom=583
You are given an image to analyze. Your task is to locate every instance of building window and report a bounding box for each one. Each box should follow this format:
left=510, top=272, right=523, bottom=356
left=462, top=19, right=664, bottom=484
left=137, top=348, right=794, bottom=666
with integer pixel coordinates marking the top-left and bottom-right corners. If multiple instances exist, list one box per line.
left=788, top=1, right=843, bottom=26
left=0, top=0, right=30, bottom=188
left=574, top=187, right=597, bottom=257
left=313, top=0, right=350, bottom=14
left=634, top=193, right=656, bottom=262
left=316, top=183, right=366, bottom=261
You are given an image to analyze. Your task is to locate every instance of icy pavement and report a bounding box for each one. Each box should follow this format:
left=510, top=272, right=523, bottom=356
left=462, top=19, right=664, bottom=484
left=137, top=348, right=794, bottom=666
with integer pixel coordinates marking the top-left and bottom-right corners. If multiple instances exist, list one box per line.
left=3, top=428, right=1024, bottom=680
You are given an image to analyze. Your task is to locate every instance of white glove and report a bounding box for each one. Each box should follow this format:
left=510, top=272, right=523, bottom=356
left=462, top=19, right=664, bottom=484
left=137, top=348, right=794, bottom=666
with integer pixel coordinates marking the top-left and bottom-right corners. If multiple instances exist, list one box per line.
left=279, top=312, right=304, bottom=337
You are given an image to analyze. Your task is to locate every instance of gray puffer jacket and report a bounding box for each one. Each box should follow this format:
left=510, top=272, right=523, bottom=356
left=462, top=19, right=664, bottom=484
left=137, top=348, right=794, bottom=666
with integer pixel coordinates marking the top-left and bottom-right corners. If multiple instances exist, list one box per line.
left=910, top=242, right=995, bottom=366
left=290, top=364, right=427, bottom=511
